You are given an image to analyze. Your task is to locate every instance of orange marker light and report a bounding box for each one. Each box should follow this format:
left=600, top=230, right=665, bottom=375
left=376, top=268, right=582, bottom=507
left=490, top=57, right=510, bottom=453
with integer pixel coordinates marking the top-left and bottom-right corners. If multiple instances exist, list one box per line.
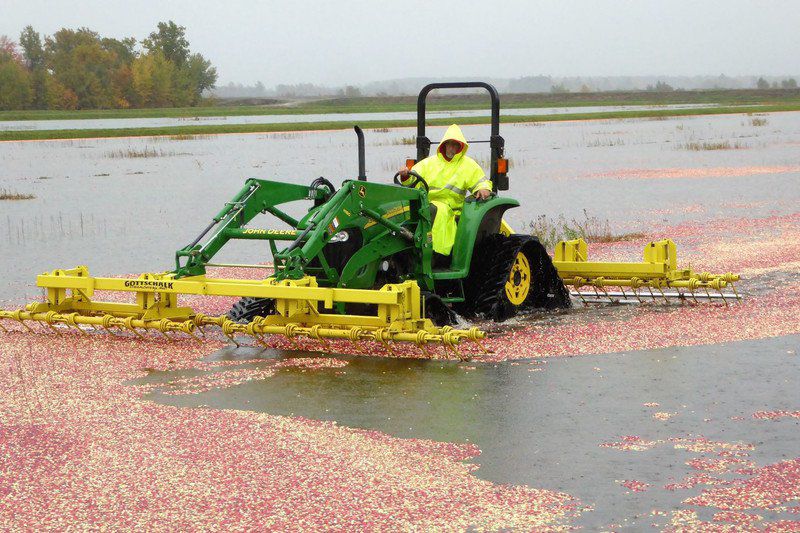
left=405, top=159, right=416, bottom=170
left=496, top=158, right=508, bottom=174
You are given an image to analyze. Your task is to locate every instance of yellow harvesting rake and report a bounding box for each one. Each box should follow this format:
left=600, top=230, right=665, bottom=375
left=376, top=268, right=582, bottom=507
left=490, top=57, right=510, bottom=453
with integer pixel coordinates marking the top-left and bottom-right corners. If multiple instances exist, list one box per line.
left=0, top=267, right=486, bottom=358
left=553, top=238, right=740, bottom=305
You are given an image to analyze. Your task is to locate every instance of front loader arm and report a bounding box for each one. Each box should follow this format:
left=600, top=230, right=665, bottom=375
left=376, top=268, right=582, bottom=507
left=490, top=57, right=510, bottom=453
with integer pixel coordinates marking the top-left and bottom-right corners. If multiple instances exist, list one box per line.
left=274, top=180, right=433, bottom=284
left=173, top=178, right=326, bottom=278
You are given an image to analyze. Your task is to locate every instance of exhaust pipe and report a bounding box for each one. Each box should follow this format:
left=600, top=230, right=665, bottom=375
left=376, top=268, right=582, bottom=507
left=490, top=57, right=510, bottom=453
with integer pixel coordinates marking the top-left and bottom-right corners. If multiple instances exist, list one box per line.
left=354, top=125, right=366, bottom=181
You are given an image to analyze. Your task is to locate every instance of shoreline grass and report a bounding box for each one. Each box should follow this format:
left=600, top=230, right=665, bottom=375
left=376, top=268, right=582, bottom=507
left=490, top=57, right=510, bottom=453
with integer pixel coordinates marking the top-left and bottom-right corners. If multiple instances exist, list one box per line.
left=1, top=88, right=799, bottom=122
left=1, top=103, right=800, bottom=142
left=0, top=189, right=36, bottom=200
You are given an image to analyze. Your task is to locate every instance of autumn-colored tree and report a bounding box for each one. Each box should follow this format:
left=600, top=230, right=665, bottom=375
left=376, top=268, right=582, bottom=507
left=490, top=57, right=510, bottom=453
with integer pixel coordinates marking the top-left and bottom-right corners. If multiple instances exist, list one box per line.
left=45, top=28, right=120, bottom=108
left=0, top=22, right=216, bottom=110
left=43, top=75, right=78, bottom=110
left=0, top=35, right=24, bottom=63
left=131, top=51, right=176, bottom=107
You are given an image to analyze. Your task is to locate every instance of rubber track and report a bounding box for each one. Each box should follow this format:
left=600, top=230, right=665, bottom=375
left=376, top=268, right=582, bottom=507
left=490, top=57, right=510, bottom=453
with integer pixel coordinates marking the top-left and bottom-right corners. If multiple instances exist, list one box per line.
left=227, top=297, right=276, bottom=323
left=464, top=234, right=571, bottom=321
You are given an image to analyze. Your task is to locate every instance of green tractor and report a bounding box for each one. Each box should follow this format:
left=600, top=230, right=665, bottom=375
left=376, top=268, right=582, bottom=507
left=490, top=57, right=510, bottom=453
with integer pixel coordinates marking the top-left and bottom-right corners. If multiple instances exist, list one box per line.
left=173, top=82, right=570, bottom=326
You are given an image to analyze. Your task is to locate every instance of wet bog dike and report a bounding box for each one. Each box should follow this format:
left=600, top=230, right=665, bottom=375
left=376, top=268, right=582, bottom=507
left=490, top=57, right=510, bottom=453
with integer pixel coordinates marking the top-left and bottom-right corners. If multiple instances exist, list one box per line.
left=136, top=334, right=800, bottom=529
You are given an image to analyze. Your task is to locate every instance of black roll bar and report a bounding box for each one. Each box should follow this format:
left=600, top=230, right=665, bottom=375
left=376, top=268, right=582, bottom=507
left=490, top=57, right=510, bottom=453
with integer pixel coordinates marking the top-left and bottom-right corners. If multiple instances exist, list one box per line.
left=415, top=82, right=507, bottom=191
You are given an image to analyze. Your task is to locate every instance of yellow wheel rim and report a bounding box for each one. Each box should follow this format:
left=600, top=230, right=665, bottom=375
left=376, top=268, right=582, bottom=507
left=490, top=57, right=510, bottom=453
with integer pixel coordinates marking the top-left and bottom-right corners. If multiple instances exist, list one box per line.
left=505, top=251, right=531, bottom=305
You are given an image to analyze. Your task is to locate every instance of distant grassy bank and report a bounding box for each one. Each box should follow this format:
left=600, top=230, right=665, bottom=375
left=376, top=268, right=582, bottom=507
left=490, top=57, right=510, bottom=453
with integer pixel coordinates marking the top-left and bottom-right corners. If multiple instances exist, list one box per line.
left=2, top=88, right=800, bottom=122
left=2, top=103, right=800, bottom=142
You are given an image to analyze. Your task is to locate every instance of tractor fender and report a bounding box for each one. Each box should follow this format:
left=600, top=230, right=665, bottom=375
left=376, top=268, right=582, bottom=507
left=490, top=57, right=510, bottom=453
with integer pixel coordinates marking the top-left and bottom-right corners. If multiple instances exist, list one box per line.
left=450, top=197, right=519, bottom=275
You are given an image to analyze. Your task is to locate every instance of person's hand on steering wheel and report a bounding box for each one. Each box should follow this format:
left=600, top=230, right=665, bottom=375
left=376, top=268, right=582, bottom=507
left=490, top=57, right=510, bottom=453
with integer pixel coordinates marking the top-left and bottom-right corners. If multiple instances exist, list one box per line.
left=473, top=189, right=491, bottom=201
left=397, top=166, right=410, bottom=179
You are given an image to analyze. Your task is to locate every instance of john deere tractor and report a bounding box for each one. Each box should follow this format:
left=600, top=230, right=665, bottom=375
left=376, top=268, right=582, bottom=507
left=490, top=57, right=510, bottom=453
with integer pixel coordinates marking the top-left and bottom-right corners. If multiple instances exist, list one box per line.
left=217, top=82, right=569, bottom=326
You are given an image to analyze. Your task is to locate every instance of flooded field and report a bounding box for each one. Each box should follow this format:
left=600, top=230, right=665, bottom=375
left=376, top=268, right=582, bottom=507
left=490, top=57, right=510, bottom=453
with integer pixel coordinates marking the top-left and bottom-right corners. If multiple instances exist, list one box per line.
left=1, top=111, right=799, bottom=530
left=2, top=111, right=799, bottom=300
left=135, top=334, right=800, bottom=529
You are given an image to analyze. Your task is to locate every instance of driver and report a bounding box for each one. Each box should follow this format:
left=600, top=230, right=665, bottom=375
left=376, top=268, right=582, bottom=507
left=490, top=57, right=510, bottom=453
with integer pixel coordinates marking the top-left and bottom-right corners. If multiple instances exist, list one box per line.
left=397, top=124, right=491, bottom=258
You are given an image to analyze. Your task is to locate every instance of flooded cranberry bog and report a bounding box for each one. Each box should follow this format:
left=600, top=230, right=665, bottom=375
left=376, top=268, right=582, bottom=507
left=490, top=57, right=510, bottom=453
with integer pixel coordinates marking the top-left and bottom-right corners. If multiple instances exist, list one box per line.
left=1, top=112, right=799, bottom=530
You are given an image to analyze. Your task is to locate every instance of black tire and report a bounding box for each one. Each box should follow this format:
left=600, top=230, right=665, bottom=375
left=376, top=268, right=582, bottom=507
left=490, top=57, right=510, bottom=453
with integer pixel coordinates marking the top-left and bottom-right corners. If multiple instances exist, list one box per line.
left=460, top=234, right=571, bottom=321
left=227, top=297, right=276, bottom=323
left=422, top=291, right=459, bottom=326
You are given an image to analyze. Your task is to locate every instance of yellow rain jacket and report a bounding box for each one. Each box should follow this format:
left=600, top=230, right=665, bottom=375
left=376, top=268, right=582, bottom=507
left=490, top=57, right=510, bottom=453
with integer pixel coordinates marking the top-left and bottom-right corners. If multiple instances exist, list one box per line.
left=404, top=124, right=492, bottom=255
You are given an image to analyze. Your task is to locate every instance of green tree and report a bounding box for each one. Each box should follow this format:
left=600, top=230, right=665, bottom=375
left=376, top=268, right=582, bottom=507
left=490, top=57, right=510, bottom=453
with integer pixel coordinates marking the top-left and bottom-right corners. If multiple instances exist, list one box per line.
left=143, top=21, right=189, bottom=67
left=19, top=26, right=47, bottom=108
left=101, top=36, right=137, bottom=65
left=19, top=26, right=44, bottom=67
left=781, top=78, right=798, bottom=89
left=172, top=52, right=217, bottom=105
left=0, top=52, right=33, bottom=110
left=756, top=77, right=770, bottom=89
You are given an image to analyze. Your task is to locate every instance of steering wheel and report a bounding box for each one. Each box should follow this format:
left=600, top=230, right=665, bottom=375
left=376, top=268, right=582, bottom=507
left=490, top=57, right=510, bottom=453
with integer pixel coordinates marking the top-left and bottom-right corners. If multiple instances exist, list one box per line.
left=393, top=170, right=429, bottom=192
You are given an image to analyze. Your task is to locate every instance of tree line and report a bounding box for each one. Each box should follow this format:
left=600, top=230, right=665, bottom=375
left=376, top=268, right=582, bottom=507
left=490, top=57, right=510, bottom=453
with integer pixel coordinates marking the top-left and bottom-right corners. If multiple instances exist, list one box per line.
left=0, top=21, right=217, bottom=111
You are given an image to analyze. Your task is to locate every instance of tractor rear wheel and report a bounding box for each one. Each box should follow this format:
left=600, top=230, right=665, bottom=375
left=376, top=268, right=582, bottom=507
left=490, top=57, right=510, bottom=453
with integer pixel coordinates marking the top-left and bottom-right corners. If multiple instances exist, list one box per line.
left=227, top=297, right=276, bottom=323
left=461, top=234, right=571, bottom=321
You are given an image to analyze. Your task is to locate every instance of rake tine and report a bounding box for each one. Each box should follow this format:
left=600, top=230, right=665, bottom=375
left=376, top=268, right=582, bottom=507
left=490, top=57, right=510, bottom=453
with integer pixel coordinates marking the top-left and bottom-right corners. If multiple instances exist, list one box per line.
left=252, top=333, right=270, bottom=348
left=657, top=286, right=669, bottom=305
left=0, top=322, right=7, bottom=333
left=601, top=285, right=613, bottom=304
left=577, top=290, right=587, bottom=305
left=635, top=287, right=644, bottom=304
left=718, top=288, right=729, bottom=307
left=185, top=328, right=203, bottom=343
left=730, top=283, right=740, bottom=300
left=646, top=285, right=657, bottom=302
left=102, top=325, right=120, bottom=337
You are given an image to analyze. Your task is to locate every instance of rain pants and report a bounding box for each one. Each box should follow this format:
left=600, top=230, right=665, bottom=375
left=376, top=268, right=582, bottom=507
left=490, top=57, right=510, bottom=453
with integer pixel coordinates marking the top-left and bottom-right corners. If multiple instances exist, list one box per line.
left=403, top=124, right=492, bottom=255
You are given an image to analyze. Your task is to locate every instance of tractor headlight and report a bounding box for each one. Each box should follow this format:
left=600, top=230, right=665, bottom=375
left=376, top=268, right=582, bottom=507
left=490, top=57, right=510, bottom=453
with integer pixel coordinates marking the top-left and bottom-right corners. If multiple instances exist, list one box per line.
left=329, top=231, right=349, bottom=243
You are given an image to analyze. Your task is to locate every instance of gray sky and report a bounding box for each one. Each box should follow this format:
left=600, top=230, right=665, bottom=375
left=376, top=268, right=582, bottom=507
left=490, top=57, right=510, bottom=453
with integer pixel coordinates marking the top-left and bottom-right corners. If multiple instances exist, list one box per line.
left=3, top=0, right=799, bottom=85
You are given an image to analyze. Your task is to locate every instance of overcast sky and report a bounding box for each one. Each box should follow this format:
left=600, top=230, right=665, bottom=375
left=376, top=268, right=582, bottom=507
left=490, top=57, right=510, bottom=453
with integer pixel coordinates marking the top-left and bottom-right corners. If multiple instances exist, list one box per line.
left=2, top=0, right=799, bottom=85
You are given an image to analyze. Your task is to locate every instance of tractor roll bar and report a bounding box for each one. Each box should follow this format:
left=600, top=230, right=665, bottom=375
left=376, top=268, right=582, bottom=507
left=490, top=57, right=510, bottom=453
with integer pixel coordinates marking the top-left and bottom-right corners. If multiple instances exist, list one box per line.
left=415, top=82, right=507, bottom=191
